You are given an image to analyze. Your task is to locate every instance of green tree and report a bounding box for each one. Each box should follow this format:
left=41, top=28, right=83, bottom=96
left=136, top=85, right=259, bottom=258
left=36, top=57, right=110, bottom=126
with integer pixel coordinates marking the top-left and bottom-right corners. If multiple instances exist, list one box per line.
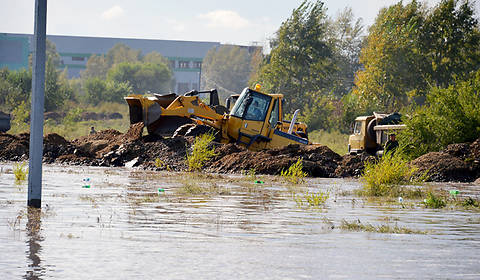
left=202, top=45, right=254, bottom=100
left=106, top=43, right=141, bottom=67
left=81, top=54, right=109, bottom=79
left=353, top=0, right=480, bottom=112
left=255, top=0, right=335, bottom=113
left=84, top=78, right=106, bottom=105
left=400, top=69, right=480, bottom=158
left=143, top=51, right=170, bottom=66
left=352, top=1, right=426, bottom=111
left=44, top=57, right=72, bottom=111
left=107, top=61, right=172, bottom=93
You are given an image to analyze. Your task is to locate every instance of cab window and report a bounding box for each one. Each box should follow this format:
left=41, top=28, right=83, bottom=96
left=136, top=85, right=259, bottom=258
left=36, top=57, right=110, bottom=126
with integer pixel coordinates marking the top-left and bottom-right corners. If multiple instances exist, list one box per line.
left=269, top=99, right=279, bottom=127
left=231, top=89, right=271, bottom=121
left=353, top=121, right=362, bottom=134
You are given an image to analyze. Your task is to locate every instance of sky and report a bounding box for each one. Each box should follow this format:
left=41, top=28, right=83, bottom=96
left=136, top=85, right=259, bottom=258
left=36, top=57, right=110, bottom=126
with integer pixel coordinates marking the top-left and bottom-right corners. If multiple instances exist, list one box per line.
left=1, top=0, right=478, bottom=47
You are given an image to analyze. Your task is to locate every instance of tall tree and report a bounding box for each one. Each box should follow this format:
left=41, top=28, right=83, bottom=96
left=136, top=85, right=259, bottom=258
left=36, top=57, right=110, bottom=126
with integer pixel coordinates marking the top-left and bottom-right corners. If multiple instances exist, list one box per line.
left=254, top=0, right=335, bottom=113
left=106, top=43, right=141, bottom=67
left=107, top=61, right=172, bottom=93
left=353, top=0, right=480, bottom=112
left=202, top=45, right=255, bottom=101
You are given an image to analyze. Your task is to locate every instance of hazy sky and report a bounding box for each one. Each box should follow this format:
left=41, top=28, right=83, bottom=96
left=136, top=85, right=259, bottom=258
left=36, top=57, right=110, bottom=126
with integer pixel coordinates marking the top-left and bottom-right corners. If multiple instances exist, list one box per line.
left=1, top=0, right=478, bottom=46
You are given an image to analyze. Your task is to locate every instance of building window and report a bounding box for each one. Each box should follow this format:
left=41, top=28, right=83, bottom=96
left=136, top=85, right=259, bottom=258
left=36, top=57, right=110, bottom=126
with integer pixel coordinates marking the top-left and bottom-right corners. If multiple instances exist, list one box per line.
left=178, top=61, right=190, bottom=68
left=193, top=61, right=202, bottom=69
left=177, top=82, right=190, bottom=94
left=72, top=56, right=85, bottom=61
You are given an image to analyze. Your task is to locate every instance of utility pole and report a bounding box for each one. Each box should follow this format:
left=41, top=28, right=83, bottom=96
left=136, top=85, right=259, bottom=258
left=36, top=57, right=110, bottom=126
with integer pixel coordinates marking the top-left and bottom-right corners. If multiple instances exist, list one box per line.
left=28, top=0, right=47, bottom=208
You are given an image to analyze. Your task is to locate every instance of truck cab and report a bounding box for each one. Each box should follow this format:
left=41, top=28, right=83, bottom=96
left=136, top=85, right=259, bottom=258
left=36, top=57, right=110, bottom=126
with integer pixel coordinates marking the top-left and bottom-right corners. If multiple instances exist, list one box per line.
left=348, top=113, right=405, bottom=155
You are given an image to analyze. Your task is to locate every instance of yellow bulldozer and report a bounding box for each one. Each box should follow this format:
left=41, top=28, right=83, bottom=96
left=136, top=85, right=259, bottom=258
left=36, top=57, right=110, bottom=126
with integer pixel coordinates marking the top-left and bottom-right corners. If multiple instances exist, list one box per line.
left=124, top=85, right=310, bottom=150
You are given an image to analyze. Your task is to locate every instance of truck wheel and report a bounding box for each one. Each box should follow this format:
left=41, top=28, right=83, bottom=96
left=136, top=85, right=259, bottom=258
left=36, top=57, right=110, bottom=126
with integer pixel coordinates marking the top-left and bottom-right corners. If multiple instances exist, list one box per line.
left=173, top=123, right=196, bottom=138
left=185, top=125, right=220, bottom=141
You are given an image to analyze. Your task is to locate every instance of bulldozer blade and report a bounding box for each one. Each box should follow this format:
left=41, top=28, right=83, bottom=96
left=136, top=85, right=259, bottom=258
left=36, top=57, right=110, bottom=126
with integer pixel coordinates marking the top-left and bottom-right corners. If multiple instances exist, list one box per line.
left=146, top=116, right=193, bottom=136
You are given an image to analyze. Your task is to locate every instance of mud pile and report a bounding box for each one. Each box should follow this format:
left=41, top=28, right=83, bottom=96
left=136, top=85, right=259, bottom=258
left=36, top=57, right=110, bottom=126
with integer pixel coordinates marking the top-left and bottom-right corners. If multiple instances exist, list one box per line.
left=1, top=126, right=479, bottom=182
left=411, top=140, right=480, bottom=182
left=207, top=144, right=342, bottom=177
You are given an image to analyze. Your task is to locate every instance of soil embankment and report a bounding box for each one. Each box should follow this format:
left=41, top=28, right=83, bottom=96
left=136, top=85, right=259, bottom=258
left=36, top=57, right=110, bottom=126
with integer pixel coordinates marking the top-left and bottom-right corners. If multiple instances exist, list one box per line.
left=0, top=124, right=479, bottom=182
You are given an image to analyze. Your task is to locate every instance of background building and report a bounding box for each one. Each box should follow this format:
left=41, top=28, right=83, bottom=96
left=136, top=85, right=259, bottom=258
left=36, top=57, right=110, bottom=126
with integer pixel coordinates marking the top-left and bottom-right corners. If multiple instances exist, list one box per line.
left=0, top=33, right=220, bottom=93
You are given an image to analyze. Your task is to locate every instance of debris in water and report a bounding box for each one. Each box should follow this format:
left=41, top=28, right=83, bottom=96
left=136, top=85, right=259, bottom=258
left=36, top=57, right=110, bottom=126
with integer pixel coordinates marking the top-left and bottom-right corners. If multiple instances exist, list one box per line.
left=254, top=180, right=264, bottom=184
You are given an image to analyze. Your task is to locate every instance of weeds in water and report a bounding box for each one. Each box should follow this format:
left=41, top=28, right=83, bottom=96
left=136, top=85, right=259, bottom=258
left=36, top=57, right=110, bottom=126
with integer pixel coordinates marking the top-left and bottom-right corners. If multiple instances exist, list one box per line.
left=247, top=168, right=257, bottom=181
left=361, top=150, right=427, bottom=197
left=340, top=219, right=427, bottom=234
left=187, top=133, right=217, bottom=171
left=154, top=158, right=171, bottom=171
left=13, top=162, right=28, bottom=182
left=424, top=192, right=446, bottom=208
left=461, top=197, right=480, bottom=209
left=281, top=158, right=307, bottom=184
left=294, top=190, right=329, bottom=207
left=177, top=180, right=207, bottom=195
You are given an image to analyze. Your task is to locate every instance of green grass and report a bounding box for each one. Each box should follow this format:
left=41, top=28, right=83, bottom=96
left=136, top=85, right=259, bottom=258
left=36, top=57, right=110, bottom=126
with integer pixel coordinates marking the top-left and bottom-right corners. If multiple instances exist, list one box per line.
left=186, top=133, right=217, bottom=171
left=361, top=150, right=427, bottom=197
left=340, top=219, right=427, bottom=234
left=294, top=189, right=329, bottom=207
left=308, top=129, right=349, bottom=155
left=423, top=191, right=446, bottom=208
left=13, top=162, right=28, bottom=182
left=281, top=158, right=308, bottom=184
left=8, top=101, right=130, bottom=139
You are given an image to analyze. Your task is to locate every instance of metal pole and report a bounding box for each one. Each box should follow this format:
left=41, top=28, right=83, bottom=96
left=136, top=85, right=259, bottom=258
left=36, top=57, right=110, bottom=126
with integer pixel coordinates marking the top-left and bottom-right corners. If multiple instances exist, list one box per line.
left=28, top=0, right=47, bottom=208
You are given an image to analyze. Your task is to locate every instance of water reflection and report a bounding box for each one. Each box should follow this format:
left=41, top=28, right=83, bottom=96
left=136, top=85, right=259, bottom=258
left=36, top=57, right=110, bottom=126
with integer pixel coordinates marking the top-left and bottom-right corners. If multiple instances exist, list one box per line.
left=24, top=207, right=44, bottom=280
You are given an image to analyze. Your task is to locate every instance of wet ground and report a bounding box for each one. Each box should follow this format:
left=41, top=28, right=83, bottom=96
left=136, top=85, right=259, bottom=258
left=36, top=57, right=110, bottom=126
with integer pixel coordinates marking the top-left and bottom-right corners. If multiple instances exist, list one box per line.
left=1, top=162, right=480, bottom=279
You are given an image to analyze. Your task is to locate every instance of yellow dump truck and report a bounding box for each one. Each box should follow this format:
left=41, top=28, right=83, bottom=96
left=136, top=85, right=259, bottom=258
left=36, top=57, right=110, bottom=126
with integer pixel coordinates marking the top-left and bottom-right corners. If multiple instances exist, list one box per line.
left=348, top=112, right=406, bottom=155
left=125, top=85, right=310, bottom=150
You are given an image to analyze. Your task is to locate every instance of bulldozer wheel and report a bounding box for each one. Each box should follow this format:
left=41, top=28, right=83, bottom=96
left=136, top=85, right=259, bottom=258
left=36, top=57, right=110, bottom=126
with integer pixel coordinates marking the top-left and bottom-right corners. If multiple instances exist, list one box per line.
left=185, top=124, right=220, bottom=141
left=173, top=123, right=196, bottom=138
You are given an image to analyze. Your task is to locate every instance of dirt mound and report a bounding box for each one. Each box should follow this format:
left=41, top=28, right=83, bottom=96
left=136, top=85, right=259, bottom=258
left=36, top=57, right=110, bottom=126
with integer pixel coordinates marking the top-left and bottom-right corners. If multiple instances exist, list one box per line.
left=411, top=152, right=476, bottom=182
left=207, top=144, right=341, bottom=177
left=334, top=153, right=374, bottom=177
left=443, top=143, right=471, bottom=159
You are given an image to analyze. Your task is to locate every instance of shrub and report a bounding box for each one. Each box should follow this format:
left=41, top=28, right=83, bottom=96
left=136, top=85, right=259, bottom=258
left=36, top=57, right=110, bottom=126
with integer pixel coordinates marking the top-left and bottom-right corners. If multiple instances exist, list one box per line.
left=186, top=133, right=217, bottom=171
left=281, top=158, right=308, bottom=184
left=361, top=149, right=426, bottom=196
left=424, top=192, right=446, bottom=208
left=294, top=190, right=329, bottom=207
left=399, top=70, right=480, bottom=159
left=13, top=162, right=28, bottom=182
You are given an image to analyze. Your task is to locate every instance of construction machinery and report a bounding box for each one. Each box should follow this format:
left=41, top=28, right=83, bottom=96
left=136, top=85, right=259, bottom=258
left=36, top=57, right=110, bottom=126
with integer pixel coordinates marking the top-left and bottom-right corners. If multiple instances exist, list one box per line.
left=124, top=85, right=310, bottom=150
left=348, top=112, right=406, bottom=155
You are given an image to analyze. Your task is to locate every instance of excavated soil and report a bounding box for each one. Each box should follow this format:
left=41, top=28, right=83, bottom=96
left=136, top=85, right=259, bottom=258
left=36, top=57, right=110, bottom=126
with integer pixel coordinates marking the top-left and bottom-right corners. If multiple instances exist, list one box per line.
left=411, top=141, right=480, bottom=182
left=0, top=126, right=479, bottom=182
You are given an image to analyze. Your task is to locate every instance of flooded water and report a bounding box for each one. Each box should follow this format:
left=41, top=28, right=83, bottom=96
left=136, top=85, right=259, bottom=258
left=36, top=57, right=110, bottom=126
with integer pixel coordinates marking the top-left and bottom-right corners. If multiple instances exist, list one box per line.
left=1, top=162, right=480, bottom=279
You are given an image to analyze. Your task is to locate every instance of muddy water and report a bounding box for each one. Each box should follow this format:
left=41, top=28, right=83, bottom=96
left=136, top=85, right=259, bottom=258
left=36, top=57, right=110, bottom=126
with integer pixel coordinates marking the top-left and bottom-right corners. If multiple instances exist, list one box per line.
left=1, top=163, right=480, bottom=279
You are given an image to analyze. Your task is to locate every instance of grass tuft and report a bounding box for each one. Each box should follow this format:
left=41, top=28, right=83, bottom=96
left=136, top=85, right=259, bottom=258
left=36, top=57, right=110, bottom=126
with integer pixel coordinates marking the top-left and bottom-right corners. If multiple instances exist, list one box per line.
left=424, top=191, right=446, bottom=208
left=294, top=190, right=329, bottom=207
left=13, top=162, right=28, bottom=182
left=361, top=149, right=427, bottom=197
left=340, top=219, right=427, bottom=234
left=281, top=158, right=308, bottom=184
left=187, top=133, right=217, bottom=171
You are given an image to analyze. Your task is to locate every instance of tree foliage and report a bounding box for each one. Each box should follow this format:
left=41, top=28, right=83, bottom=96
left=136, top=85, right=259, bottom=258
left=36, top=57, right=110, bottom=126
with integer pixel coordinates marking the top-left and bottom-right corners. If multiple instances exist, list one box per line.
left=255, top=0, right=334, bottom=113
left=202, top=45, right=258, bottom=101
left=353, top=0, right=480, bottom=112
left=399, top=69, right=480, bottom=158
left=107, top=61, right=172, bottom=94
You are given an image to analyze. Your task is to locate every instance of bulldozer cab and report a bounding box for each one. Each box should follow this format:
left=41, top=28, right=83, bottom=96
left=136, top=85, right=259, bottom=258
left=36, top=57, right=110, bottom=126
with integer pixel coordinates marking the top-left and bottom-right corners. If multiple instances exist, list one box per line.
left=228, top=87, right=308, bottom=149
